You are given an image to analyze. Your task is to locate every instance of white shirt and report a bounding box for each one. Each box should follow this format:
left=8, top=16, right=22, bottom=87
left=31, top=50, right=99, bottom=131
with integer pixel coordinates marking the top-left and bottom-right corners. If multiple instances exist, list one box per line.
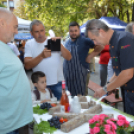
left=7, top=43, right=20, bottom=56
left=24, top=38, right=63, bottom=85
left=32, top=88, right=57, bottom=102
left=107, top=58, right=114, bottom=81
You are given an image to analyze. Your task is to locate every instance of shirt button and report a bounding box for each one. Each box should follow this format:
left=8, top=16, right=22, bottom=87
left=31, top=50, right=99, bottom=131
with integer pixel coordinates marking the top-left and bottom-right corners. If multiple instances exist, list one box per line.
left=112, top=46, right=114, bottom=48
left=125, top=84, right=127, bottom=87
left=116, top=66, right=118, bottom=69
left=113, top=66, right=115, bottom=69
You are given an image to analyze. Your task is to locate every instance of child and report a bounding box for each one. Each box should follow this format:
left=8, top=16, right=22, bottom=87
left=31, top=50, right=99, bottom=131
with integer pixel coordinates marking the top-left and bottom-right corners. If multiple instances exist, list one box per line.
left=31, top=71, right=57, bottom=103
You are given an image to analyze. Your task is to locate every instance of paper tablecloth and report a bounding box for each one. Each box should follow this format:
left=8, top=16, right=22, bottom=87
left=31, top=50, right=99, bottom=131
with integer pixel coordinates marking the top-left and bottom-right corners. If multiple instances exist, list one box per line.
left=33, top=96, right=134, bottom=134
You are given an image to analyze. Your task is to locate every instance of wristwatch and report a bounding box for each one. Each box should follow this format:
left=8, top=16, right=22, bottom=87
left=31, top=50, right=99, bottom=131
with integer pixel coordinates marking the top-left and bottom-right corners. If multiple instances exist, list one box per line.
left=103, top=85, right=107, bottom=92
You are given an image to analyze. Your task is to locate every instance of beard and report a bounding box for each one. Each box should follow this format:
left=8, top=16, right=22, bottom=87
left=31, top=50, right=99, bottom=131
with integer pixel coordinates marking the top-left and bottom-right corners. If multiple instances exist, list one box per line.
left=70, top=34, right=80, bottom=40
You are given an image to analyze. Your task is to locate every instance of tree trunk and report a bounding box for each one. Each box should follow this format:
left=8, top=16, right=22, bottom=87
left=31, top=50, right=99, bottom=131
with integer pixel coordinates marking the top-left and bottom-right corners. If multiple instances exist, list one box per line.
left=132, top=3, right=134, bottom=21
left=126, top=10, right=130, bottom=23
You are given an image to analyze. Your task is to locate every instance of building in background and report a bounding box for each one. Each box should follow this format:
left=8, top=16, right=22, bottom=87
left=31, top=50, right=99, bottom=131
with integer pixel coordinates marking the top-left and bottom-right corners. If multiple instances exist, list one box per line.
left=2, top=0, right=14, bottom=11
left=1, top=0, right=25, bottom=12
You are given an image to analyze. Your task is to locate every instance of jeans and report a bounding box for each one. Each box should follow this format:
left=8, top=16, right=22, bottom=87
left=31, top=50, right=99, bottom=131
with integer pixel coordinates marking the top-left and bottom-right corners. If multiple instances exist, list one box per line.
left=7, top=129, right=19, bottom=134
left=99, top=64, right=108, bottom=87
left=47, top=81, right=62, bottom=100
left=121, top=87, right=126, bottom=112
left=124, top=90, right=134, bottom=116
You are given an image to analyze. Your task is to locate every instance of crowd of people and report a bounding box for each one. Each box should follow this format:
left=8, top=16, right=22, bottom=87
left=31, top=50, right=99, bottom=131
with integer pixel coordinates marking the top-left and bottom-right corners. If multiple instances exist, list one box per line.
left=1, top=7, right=134, bottom=134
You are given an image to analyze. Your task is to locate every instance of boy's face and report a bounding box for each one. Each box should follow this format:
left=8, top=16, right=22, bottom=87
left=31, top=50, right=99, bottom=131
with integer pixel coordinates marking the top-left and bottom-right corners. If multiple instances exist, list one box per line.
left=34, top=77, right=46, bottom=91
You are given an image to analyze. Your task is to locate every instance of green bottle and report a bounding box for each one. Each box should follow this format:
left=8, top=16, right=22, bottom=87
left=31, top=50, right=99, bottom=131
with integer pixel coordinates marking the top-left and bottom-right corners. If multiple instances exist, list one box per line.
left=115, top=89, right=119, bottom=99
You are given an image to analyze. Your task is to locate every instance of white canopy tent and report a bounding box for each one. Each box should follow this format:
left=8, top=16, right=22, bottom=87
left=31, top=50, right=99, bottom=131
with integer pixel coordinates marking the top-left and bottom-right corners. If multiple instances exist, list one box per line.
left=17, top=17, right=31, bottom=33
left=14, top=17, right=33, bottom=40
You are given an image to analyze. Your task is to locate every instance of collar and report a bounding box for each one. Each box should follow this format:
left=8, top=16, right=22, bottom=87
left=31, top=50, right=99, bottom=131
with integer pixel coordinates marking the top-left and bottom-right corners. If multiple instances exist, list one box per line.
left=109, top=30, right=116, bottom=45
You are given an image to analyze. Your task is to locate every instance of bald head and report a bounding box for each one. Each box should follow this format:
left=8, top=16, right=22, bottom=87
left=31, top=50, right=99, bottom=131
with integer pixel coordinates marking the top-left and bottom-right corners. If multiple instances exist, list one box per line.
left=0, top=8, right=18, bottom=43
left=0, top=7, right=14, bottom=23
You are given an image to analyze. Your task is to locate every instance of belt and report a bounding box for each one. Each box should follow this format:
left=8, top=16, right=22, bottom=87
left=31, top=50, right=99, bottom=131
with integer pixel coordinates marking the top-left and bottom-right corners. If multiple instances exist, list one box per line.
left=126, top=90, right=134, bottom=93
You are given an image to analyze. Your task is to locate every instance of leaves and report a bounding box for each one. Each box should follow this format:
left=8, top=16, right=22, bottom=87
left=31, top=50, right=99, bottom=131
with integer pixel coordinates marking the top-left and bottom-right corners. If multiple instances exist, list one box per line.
left=0, top=1, right=6, bottom=7
left=34, top=120, right=57, bottom=134
left=33, top=105, right=48, bottom=115
left=13, top=0, right=134, bottom=36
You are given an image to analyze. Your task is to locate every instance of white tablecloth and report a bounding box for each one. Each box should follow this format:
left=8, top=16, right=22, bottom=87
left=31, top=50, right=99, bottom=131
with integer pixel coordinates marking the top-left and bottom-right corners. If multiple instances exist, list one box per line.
left=33, top=96, right=134, bottom=134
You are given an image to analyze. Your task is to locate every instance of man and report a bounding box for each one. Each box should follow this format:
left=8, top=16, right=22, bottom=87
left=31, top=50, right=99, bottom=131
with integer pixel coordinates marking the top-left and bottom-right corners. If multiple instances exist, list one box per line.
left=125, top=22, right=134, bottom=34
left=86, top=19, right=134, bottom=116
left=7, top=42, right=20, bottom=57
left=0, top=8, right=33, bottom=134
left=63, top=22, right=103, bottom=96
left=24, top=20, right=71, bottom=100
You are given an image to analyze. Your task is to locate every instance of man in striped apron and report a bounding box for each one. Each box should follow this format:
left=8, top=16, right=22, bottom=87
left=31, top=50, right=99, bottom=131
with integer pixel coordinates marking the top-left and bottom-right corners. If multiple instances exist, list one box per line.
left=86, top=19, right=134, bottom=116
left=63, top=22, right=103, bottom=96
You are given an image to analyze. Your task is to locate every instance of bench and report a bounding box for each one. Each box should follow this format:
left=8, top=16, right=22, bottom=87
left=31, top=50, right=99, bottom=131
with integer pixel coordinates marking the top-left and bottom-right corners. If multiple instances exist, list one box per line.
left=88, top=80, right=123, bottom=108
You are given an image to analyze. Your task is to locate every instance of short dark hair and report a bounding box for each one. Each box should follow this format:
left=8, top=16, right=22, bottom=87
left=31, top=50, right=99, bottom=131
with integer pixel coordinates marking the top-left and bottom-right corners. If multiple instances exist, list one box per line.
left=69, top=22, right=80, bottom=28
left=86, top=19, right=110, bottom=35
left=31, top=71, right=46, bottom=83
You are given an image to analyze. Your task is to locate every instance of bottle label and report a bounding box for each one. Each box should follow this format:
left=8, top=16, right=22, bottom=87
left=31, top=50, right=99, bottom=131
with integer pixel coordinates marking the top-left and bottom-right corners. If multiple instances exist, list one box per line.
left=60, top=105, right=65, bottom=113
left=65, top=103, right=70, bottom=112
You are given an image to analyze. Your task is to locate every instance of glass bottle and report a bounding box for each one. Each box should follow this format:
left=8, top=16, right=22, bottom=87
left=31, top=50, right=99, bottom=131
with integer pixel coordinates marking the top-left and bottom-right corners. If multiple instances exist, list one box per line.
left=115, top=89, right=119, bottom=99
left=60, top=88, right=70, bottom=112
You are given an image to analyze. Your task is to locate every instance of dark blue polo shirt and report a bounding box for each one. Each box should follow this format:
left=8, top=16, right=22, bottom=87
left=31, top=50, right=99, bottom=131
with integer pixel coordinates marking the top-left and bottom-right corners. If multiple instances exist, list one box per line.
left=65, top=35, right=95, bottom=69
left=110, top=31, right=134, bottom=91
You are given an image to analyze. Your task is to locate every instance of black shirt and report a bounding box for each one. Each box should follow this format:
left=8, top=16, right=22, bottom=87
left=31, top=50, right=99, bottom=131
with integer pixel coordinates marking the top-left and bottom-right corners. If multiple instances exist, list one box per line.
left=110, top=31, right=134, bottom=91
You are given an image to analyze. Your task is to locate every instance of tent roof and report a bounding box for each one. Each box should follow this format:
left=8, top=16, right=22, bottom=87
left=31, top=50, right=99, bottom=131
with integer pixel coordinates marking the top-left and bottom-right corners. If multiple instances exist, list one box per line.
left=80, top=17, right=127, bottom=33
left=99, top=17, right=127, bottom=29
left=17, top=17, right=31, bottom=26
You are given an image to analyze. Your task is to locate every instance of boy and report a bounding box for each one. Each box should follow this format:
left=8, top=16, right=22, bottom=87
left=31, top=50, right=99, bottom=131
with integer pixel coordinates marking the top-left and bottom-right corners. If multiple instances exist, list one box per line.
left=31, top=71, right=57, bottom=103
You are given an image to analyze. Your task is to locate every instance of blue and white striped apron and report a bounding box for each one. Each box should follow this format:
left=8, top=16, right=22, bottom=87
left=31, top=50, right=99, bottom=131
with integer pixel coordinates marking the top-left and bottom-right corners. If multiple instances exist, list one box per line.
left=63, top=40, right=88, bottom=96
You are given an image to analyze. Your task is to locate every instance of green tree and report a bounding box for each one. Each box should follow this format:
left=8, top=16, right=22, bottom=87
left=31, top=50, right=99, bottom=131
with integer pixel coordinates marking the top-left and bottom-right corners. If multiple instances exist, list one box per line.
left=15, top=0, right=134, bottom=36
left=0, top=1, right=6, bottom=7
left=13, top=1, right=29, bottom=20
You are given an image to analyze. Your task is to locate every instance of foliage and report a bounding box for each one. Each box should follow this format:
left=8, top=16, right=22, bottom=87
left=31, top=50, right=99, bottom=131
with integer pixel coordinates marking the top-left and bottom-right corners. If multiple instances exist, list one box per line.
left=13, top=0, right=134, bottom=36
left=0, top=1, right=6, bottom=7
left=33, top=105, right=48, bottom=115
left=89, top=114, right=134, bottom=134
left=24, top=0, right=92, bottom=36
left=34, top=120, right=57, bottom=134
left=13, top=1, right=29, bottom=20
left=88, top=0, right=134, bottom=22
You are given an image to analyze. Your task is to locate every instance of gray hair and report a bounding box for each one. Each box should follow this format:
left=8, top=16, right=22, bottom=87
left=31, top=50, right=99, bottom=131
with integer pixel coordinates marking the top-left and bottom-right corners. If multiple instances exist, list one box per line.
left=30, top=20, right=44, bottom=32
left=84, top=20, right=91, bottom=37
left=86, top=19, right=110, bottom=35
left=125, top=22, right=134, bottom=33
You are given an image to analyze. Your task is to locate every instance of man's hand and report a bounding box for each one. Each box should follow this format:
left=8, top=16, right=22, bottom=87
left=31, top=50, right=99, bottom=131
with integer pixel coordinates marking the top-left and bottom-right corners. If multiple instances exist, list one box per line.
left=51, top=37, right=62, bottom=41
left=94, top=88, right=106, bottom=98
left=41, top=48, right=51, bottom=58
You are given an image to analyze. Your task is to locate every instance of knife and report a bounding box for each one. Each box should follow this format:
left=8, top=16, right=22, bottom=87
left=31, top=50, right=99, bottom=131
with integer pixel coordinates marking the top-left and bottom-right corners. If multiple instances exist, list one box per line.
left=97, top=92, right=109, bottom=102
